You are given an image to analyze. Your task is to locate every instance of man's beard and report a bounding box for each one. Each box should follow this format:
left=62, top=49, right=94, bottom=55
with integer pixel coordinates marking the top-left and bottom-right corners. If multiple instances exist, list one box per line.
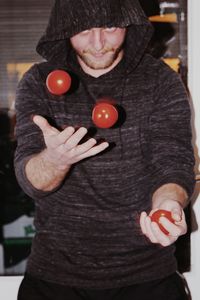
left=75, top=45, right=123, bottom=70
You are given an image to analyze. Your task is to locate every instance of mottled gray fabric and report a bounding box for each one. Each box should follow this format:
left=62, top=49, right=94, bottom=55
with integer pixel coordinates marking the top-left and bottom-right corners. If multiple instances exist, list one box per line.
left=14, top=0, right=195, bottom=289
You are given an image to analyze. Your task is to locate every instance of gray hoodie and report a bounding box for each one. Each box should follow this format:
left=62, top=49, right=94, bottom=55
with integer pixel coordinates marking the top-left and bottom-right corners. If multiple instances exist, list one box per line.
left=14, top=0, right=195, bottom=289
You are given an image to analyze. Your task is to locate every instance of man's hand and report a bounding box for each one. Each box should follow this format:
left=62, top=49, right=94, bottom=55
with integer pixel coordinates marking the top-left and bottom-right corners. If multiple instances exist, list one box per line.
left=33, top=115, right=109, bottom=171
left=140, top=199, right=187, bottom=247
left=25, top=115, right=109, bottom=191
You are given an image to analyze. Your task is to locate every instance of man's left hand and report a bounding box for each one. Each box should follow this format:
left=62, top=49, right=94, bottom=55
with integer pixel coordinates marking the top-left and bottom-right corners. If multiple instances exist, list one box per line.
left=139, top=199, right=187, bottom=247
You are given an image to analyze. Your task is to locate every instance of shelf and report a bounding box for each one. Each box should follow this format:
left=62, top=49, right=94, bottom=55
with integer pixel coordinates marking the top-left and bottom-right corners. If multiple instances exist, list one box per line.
left=162, top=58, right=180, bottom=72
left=149, top=13, right=178, bottom=23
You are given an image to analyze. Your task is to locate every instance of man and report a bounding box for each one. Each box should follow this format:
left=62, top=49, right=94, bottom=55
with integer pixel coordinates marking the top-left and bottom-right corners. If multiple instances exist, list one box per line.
left=15, top=0, right=195, bottom=299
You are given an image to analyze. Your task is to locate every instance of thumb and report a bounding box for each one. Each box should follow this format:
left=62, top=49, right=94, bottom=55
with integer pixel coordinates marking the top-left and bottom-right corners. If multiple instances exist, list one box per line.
left=171, top=207, right=182, bottom=222
left=33, top=115, right=58, bottom=135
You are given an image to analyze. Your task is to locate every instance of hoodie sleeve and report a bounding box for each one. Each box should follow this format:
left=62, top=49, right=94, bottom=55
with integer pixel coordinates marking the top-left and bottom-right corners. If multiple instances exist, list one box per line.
left=148, top=63, right=195, bottom=200
left=14, top=64, right=56, bottom=199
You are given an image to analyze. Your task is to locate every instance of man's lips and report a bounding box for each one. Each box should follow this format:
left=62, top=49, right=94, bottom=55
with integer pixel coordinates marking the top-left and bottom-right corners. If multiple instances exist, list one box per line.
left=92, top=52, right=106, bottom=58
left=84, top=50, right=113, bottom=58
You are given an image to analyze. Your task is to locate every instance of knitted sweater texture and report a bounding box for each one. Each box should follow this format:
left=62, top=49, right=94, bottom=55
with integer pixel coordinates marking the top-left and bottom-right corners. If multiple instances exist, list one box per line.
left=14, top=0, right=195, bottom=289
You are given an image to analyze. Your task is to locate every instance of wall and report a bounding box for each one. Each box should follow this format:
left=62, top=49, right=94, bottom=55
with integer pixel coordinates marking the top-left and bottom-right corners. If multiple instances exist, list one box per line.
left=184, top=0, right=200, bottom=299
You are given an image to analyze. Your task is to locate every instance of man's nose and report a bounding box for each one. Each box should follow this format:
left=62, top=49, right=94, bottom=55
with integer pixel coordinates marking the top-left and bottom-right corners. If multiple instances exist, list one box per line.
left=91, top=29, right=104, bottom=51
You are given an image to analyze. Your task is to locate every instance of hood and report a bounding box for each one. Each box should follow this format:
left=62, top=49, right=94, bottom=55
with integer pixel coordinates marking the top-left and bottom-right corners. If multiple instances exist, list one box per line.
left=36, top=0, right=153, bottom=73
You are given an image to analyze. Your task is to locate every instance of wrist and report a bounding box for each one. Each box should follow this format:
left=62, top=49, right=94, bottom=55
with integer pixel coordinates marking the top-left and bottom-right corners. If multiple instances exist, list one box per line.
left=152, top=198, right=183, bottom=211
left=152, top=183, right=188, bottom=209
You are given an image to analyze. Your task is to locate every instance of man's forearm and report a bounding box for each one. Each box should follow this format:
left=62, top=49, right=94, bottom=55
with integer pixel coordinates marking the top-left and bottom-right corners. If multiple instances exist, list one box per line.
left=25, top=149, right=71, bottom=192
left=152, top=183, right=188, bottom=209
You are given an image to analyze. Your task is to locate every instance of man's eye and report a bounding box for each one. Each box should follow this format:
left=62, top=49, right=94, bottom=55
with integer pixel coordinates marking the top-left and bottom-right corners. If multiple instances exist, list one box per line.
left=104, top=27, right=117, bottom=33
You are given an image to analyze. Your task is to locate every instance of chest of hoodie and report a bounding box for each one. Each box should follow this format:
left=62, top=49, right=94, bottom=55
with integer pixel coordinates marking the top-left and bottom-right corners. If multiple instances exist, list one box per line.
left=34, top=70, right=156, bottom=244
left=49, top=68, right=153, bottom=155
left=46, top=69, right=155, bottom=188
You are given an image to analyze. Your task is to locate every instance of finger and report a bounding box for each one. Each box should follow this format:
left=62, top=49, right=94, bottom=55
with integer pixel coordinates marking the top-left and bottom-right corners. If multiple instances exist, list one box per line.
left=171, top=208, right=183, bottom=222
left=144, top=217, right=158, bottom=243
left=151, top=222, right=172, bottom=247
left=140, top=212, right=148, bottom=235
left=64, top=127, right=88, bottom=151
left=76, top=141, right=109, bottom=160
left=73, top=138, right=97, bottom=156
left=56, top=126, right=75, bottom=147
left=160, top=216, right=187, bottom=237
left=33, top=115, right=59, bottom=135
left=149, top=208, right=159, bottom=217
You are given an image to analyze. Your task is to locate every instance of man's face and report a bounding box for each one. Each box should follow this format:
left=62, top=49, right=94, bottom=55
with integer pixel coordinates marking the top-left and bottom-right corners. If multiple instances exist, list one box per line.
left=70, top=27, right=126, bottom=70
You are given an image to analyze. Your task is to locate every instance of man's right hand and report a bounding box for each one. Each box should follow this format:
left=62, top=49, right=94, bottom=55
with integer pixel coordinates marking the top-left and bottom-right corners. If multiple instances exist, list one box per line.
left=25, top=115, right=109, bottom=191
left=33, top=115, right=109, bottom=171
